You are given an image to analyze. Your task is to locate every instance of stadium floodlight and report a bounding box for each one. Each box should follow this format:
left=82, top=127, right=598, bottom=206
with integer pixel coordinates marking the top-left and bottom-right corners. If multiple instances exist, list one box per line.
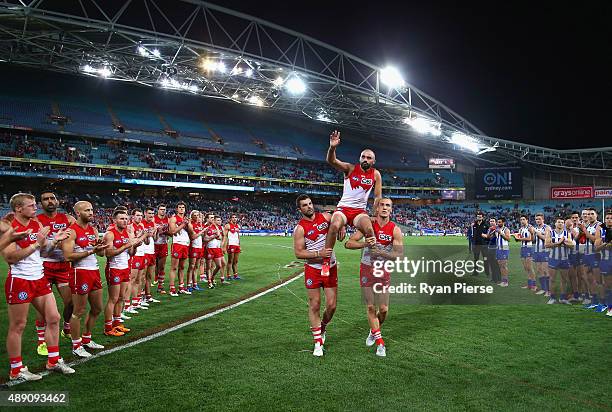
left=403, top=116, right=441, bottom=136
left=137, top=46, right=147, bottom=57
left=231, top=93, right=239, bottom=99
left=450, top=132, right=480, bottom=153
left=81, top=64, right=94, bottom=73
left=99, top=67, right=111, bottom=78
left=217, top=62, right=227, bottom=73
left=188, top=85, right=198, bottom=92
left=273, top=76, right=284, bottom=87
left=380, top=66, right=405, bottom=89
left=152, top=49, right=161, bottom=58
left=285, top=75, right=306, bottom=95
left=245, top=68, right=253, bottom=77
left=230, top=66, right=243, bottom=75
left=247, top=95, right=264, bottom=106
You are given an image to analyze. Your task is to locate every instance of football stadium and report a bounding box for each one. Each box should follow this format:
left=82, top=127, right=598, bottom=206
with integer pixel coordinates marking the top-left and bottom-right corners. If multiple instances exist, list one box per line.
left=0, top=1, right=610, bottom=410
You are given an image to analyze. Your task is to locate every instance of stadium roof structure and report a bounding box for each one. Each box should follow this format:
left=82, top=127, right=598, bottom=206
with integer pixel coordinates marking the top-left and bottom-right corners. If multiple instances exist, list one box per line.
left=0, top=0, right=611, bottom=171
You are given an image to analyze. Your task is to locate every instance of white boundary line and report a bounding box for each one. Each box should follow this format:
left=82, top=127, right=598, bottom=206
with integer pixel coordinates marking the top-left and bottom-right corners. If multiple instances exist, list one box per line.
left=6, top=272, right=304, bottom=387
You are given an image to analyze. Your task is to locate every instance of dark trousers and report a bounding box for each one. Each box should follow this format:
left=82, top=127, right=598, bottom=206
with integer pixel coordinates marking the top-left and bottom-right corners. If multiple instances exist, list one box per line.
left=472, top=244, right=487, bottom=277
left=484, top=248, right=501, bottom=283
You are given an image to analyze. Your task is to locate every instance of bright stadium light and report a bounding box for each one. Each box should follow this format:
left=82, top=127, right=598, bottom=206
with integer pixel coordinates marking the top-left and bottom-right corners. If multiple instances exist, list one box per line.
left=285, top=75, right=306, bottom=95
left=152, top=49, right=161, bottom=58
left=380, top=66, right=405, bottom=89
left=248, top=95, right=264, bottom=107
left=273, top=76, right=284, bottom=87
left=81, top=64, right=94, bottom=73
left=403, top=116, right=441, bottom=136
left=230, top=66, right=242, bottom=75
left=217, top=62, right=227, bottom=73
left=137, top=46, right=147, bottom=56
left=450, top=132, right=480, bottom=153
left=99, top=67, right=111, bottom=78
left=245, top=68, right=253, bottom=77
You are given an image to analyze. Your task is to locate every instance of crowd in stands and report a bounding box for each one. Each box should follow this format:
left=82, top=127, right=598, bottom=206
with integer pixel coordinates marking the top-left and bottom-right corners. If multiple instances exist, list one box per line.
left=0, top=132, right=464, bottom=188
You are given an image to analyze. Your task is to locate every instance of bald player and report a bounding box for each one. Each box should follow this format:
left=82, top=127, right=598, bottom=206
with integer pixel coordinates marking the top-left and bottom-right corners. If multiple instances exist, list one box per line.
left=321, top=130, right=381, bottom=277
left=61, top=201, right=108, bottom=357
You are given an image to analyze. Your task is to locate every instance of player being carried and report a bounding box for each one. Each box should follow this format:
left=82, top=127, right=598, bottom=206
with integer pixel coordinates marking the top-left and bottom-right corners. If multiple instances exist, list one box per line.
left=321, top=130, right=382, bottom=276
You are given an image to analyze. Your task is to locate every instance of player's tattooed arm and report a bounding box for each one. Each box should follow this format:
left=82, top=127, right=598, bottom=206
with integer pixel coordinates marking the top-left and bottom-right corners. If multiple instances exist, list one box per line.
left=327, top=130, right=353, bottom=175
left=344, top=229, right=366, bottom=250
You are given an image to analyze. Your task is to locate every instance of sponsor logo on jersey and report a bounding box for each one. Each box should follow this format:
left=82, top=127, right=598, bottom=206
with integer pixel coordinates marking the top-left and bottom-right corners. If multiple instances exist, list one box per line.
left=81, top=283, right=89, bottom=292
left=18, top=291, right=28, bottom=300
left=316, top=222, right=329, bottom=232
left=113, top=276, right=120, bottom=283
left=306, top=278, right=313, bottom=286
left=53, top=223, right=67, bottom=230
left=378, top=233, right=392, bottom=242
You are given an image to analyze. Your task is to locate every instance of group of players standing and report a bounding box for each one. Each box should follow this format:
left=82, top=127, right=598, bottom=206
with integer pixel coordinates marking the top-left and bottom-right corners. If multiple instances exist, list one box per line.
left=472, top=207, right=612, bottom=311
left=2, top=191, right=242, bottom=382
left=293, top=131, right=403, bottom=358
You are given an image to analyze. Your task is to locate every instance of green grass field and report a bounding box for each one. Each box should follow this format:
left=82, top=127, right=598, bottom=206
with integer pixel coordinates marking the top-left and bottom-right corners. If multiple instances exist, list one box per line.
left=1, top=236, right=611, bottom=411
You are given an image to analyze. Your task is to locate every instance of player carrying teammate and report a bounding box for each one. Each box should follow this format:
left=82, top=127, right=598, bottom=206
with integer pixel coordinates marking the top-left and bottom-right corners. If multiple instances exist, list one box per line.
left=224, top=214, right=242, bottom=280
left=293, top=194, right=340, bottom=357
left=345, top=198, right=403, bottom=357
left=320, top=130, right=382, bottom=277
left=36, top=191, right=76, bottom=354
left=61, top=201, right=108, bottom=357
left=3, top=193, right=74, bottom=381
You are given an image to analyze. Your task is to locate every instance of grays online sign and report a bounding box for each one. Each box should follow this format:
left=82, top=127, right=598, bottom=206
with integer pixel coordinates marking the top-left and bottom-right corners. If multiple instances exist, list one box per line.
left=475, top=167, right=523, bottom=200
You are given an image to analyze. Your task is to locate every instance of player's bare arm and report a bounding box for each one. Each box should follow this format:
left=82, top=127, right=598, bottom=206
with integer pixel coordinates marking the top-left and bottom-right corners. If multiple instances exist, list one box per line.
left=1, top=225, right=49, bottom=264
left=293, top=225, right=332, bottom=260
left=326, top=130, right=353, bottom=175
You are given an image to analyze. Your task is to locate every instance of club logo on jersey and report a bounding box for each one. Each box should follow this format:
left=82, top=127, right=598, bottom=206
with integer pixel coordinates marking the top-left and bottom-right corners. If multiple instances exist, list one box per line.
left=18, top=291, right=28, bottom=301
left=316, top=222, right=329, bottom=232
left=307, top=229, right=315, bottom=236
left=349, top=174, right=374, bottom=190
left=81, top=283, right=89, bottom=292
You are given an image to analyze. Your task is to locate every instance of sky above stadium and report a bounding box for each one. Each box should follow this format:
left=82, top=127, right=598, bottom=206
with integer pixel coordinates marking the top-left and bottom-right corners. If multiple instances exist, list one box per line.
left=219, top=1, right=610, bottom=149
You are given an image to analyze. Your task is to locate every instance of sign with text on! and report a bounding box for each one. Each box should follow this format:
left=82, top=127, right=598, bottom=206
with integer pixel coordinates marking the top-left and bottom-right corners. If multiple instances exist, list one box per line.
left=550, top=186, right=593, bottom=199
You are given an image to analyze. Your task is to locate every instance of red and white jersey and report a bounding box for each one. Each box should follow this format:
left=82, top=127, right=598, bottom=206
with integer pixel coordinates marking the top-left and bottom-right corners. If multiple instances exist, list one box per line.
left=142, top=220, right=156, bottom=255
left=191, top=221, right=203, bottom=248
left=71, top=223, right=98, bottom=270
left=9, top=219, right=44, bottom=280
left=206, top=224, right=222, bottom=249
left=37, top=212, right=70, bottom=263
left=362, top=220, right=396, bottom=266
left=297, top=213, right=336, bottom=270
left=337, top=164, right=376, bottom=210
left=227, top=223, right=240, bottom=246
left=107, top=227, right=130, bottom=270
left=172, top=214, right=190, bottom=246
left=154, top=215, right=169, bottom=245
left=131, top=222, right=146, bottom=256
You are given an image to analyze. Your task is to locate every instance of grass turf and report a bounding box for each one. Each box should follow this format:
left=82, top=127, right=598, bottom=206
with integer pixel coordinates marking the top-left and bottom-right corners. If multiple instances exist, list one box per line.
left=1, top=236, right=611, bottom=411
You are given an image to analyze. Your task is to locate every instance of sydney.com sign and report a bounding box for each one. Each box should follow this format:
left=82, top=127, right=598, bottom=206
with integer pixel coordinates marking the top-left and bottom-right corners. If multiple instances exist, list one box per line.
left=475, top=167, right=523, bottom=200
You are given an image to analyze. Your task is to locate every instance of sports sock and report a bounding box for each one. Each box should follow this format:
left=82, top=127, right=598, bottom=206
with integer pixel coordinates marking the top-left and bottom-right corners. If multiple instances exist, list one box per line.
left=372, top=328, right=384, bottom=346
left=35, top=320, right=46, bottom=344
left=47, top=345, right=60, bottom=365
left=9, top=356, right=23, bottom=376
left=311, top=326, right=323, bottom=345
